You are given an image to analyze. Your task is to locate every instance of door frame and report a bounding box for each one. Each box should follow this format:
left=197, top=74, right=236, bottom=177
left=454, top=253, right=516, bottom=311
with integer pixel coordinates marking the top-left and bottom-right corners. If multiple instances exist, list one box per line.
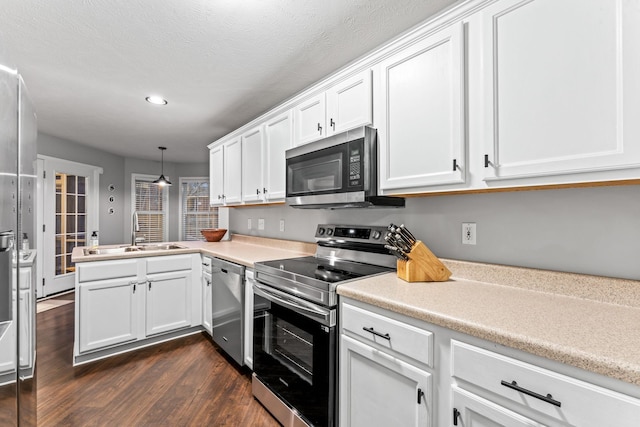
left=37, top=155, right=102, bottom=298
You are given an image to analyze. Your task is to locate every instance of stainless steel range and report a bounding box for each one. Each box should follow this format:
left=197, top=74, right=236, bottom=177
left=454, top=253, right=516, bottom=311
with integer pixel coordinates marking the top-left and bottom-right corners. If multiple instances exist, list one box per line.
left=252, top=224, right=395, bottom=427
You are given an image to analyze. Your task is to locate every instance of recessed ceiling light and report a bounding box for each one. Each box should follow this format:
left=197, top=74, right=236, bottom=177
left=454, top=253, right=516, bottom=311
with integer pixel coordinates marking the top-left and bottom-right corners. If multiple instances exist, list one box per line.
left=145, top=95, right=168, bottom=105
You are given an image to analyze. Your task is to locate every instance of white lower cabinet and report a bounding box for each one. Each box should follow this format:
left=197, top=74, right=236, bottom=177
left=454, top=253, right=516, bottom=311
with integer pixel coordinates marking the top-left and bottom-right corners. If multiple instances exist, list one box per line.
left=243, top=269, right=255, bottom=369
left=145, top=270, right=192, bottom=336
left=451, top=340, right=640, bottom=427
left=340, top=335, right=432, bottom=427
left=202, top=257, right=212, bottom=336
left=78, top=276, right=140, bottom=353
left=340, top=297, right=640, bottom=427
left=452, top=387, right=543, bottom=427
left=340, top=299, right=434, bottom=427
left=75, top=254, right=200, bottom=363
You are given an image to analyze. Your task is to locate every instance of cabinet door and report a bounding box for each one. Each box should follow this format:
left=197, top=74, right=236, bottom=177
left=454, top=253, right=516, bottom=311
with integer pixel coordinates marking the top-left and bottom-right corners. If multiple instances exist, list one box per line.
left=326, top=70, right=372, bottom=135
left=340, top=335, right=432, bottom=427
left=209, top=145, right=224, bottom=206
left=18, top=289, right=33, bottom=369
left=481, top=0, right=640, bottom=181
left=202, top=273, right=212, bottom=335
left=223, top=137, right=242, bottom=204
left=263, top=110, right=293, bottom=201
left=293, top=93, right=326, bottom=145
left=241, top=126, right=264, bottom=203
left=378, top=22, right=465, bottom=191
left=243, top=270, right=255, bottom=369
left=146, top=270, right=192, bottom=336
left=78, top=277, right=139, bottom=353
left=452, top=387, right=543, bottom=427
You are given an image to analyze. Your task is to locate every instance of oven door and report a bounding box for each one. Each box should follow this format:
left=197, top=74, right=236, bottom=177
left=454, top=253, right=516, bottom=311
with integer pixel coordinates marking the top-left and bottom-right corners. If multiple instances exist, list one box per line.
left=253, top=282, right=336, bottom=427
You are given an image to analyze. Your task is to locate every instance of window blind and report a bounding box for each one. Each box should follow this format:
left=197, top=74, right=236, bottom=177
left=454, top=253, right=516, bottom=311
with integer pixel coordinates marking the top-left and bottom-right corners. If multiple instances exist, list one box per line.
left=134, top=178, right=168, bottom=243
left=180, top=179, right=218, bottom=241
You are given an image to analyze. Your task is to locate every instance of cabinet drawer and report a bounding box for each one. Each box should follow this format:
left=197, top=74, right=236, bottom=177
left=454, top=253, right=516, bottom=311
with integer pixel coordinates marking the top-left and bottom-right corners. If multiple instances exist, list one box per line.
left=146, top=255, right=192, bottom=274
left=77, top=259, right=138, bottom=282
left=451, top=340, right=640, bottom=427
left=342, top=303, right=433, bottom=367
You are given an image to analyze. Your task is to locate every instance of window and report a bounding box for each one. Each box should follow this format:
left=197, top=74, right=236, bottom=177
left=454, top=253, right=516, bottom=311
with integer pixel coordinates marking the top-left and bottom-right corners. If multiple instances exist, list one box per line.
left=132, top=174, right=168, bottom=243
left=179, top=178, right=218, bottom=241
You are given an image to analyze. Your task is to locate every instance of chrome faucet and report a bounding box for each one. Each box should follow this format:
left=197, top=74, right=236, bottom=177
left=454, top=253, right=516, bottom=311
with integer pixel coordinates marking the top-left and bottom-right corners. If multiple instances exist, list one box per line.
left=132, top=211, right=140, bottom=246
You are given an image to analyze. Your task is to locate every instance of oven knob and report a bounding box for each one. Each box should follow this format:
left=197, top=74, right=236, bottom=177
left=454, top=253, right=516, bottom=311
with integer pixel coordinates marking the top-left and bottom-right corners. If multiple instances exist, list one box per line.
left=318, top=227, right=325, bottom=235
left=326, top=228, right=333, bottom=236
left=372, top=231, right=381, bottom=240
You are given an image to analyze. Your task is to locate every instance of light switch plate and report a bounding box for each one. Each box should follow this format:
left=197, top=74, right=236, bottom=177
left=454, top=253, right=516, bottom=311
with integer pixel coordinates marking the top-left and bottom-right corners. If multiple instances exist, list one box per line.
left=247, top=219, right=252, bottom=230
left=279, top=219, right=285, bottom=232
left=258, top=218, right=265, bottom=230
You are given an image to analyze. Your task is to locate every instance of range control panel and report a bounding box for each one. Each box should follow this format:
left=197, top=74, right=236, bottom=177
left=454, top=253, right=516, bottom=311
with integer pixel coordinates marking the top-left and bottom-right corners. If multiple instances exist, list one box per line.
left=315, top=224, right=386, bottom=242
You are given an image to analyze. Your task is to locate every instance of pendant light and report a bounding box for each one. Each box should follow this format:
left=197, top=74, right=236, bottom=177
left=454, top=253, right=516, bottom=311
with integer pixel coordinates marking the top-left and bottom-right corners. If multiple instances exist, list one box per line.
left=153, top=146, right=172, bottom=186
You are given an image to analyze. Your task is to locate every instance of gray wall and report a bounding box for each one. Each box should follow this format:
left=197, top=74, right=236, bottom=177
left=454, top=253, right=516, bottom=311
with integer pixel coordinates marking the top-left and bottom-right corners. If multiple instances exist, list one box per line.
left=37, top=133, right=209, bottom=244
left=38, top=133, right=126, bottom=245
left=229, top=184, right=640, bottom=281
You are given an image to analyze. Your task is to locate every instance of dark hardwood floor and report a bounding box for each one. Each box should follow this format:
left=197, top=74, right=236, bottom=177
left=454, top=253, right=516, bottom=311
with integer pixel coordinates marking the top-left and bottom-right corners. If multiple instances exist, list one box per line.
left=36, top=303, right=280, bottom=426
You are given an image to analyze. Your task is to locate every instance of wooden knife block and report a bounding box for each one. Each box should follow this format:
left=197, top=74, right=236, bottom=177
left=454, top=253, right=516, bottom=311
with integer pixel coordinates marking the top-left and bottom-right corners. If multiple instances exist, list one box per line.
left=397, top=240, right=451, bottom=282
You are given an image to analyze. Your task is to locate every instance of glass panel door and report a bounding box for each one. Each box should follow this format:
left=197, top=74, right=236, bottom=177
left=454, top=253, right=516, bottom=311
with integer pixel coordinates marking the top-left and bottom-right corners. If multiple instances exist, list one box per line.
left=40, top=157, right=100, bottom=298
left=55, top=173, right=86, bottom=276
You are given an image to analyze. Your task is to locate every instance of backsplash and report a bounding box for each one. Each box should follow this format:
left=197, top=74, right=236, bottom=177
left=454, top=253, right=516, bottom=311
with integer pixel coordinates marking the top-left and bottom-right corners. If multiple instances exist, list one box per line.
left=229, top=184, right=640, bottom=281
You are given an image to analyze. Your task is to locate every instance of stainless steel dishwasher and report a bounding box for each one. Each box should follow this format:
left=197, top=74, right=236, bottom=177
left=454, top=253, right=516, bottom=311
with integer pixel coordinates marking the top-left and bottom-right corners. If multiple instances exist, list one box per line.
left=210, top=257, right=245, bottom=365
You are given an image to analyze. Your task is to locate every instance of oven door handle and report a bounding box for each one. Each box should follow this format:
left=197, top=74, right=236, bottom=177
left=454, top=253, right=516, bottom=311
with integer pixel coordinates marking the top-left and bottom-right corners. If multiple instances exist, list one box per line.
left=253, top=282, right=335, bottom=327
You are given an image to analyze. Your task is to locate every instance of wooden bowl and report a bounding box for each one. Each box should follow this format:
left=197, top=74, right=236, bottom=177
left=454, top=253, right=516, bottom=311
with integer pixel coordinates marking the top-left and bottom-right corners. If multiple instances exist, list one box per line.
left=200, top=228, right=227, bottom=242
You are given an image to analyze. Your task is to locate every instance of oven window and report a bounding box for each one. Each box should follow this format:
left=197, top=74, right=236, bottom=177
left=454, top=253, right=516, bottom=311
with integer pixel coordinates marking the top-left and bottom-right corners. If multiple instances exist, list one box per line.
left=288, top=152, right=342, bottom=194
left=273, top=317, right=314, bottom=384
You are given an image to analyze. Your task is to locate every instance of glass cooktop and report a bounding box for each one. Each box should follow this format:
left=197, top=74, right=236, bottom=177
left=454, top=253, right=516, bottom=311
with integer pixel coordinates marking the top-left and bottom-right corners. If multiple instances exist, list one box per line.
left=257, top=256, right=392, bottom=284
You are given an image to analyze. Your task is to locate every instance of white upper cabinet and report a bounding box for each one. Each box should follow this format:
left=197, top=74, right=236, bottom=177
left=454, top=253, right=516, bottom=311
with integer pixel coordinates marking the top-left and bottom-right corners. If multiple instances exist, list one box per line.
left=209, top=137, right=242, bottom=206
left=294, top=69, right=373, bottom=146
left=263, top=110, right=293, bottom=201
left=481, top=0, right=640, bottom=182
left=377, top=22, right=465, bottom=192
left=293, top=92, right=327, bottom=146
left=326, top=70, right=373, bottom=136
left=241, top=126, right=264, bottom=203
left=209, top=137, right=242, bottom=205
left=223, top=137, right=242, bottom=204
left=209, top=144, right=224, bottom=206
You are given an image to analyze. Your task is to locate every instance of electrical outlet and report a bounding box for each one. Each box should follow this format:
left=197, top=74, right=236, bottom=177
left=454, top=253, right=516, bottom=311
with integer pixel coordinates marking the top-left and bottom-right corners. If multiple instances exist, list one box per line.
left=279, top=219, right=285, bottom=232
left=258, top=218, right=265, bottom=230
left=247, top=219, right=252, bottom=230
left=462, top=223, right=476, bottom=245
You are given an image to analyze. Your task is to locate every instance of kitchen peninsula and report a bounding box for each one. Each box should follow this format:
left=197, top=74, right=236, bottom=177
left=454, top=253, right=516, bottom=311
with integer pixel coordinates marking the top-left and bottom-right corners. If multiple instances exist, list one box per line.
left=70, top=235, right=316, bottom=365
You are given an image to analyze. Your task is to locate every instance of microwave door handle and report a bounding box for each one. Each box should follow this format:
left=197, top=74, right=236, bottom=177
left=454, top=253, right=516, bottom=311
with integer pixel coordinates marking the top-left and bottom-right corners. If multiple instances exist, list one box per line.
left=253, top=283, right=332, bottom=325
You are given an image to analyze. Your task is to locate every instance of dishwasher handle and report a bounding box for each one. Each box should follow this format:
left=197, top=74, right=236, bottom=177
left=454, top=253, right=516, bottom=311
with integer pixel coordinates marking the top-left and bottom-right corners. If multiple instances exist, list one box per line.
left=253, top=282, right=335, bottom=327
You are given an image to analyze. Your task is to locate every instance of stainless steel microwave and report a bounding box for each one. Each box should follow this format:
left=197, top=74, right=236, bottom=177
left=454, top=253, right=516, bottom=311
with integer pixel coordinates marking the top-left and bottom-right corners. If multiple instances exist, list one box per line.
left=285, top=126, right=404, bottom=209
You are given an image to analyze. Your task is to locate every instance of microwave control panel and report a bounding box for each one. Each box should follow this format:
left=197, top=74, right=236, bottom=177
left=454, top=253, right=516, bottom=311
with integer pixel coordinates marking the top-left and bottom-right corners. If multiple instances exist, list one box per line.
left=348, top=139, right=363, bottom=187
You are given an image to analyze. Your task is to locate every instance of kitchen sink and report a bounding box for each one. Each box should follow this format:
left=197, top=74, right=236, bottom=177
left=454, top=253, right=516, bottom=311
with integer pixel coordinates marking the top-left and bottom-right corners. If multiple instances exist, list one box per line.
left=83, top=244, right=186, bottom=255
left=136, top=244, right=186, bottom=251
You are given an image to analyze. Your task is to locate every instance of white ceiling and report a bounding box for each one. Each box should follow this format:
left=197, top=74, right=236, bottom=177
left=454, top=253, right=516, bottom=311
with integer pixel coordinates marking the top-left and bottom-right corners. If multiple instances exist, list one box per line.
left=0, top=0, right=459, bottom=163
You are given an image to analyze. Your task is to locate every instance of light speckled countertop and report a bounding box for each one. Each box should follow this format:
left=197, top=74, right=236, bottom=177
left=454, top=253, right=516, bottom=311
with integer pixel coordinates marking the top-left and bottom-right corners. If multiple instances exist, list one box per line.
left=71, top=234, right=316, bottom=268
left=338, top=259, right=640, bottom=387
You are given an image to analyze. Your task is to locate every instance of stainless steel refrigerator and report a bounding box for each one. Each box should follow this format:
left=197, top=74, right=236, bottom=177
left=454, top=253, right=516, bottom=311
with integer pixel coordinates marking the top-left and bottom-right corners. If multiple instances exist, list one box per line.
left=0, top=64, right=37, bottom=426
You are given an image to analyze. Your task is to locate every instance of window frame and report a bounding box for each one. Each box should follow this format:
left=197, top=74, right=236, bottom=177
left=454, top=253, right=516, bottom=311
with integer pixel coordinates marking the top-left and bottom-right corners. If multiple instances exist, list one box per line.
left=178, top=176, right=218, bottom=241
left=131, top=173, right=169, bottom=243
